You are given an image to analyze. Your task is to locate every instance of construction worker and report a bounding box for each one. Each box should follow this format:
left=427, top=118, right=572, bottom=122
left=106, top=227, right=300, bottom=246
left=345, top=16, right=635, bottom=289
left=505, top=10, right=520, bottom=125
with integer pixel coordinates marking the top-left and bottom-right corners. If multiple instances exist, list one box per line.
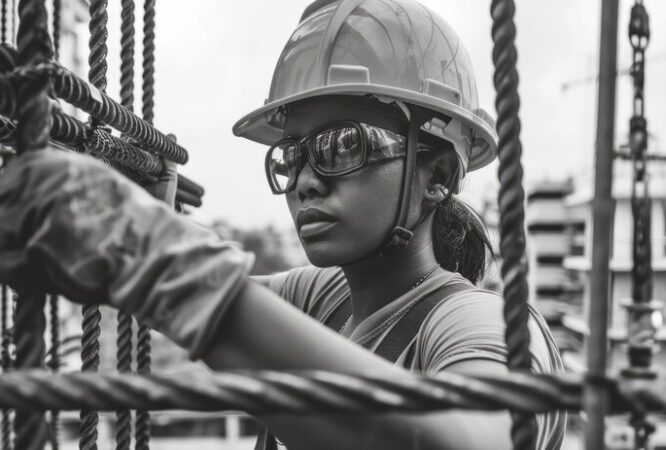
left=0, top=0, right=565, bottom=448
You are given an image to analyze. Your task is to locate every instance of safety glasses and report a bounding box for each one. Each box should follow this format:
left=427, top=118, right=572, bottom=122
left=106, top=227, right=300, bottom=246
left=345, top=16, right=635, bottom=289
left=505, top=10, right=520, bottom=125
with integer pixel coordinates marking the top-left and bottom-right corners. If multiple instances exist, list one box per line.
left=265, top=121, right=414, bottom=194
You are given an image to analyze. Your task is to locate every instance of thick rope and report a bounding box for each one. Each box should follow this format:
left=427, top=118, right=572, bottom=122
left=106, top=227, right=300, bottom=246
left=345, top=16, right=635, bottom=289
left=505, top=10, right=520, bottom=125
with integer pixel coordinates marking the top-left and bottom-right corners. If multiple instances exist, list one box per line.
left=136, top=1, right=156, bottom=447
left=2, top=63, right=189, bottom=163
left=135, top=325, right=151, bottom=450
left=116, top=313, right=133, bottom=450
left=490, top=1, right=538, bottom=449
left=0, top=370, right=664, bottom=415
left=14, top=0, right=53, bottom=448
left=80, top=306, right=101, bottom=450
left=141, top=0, right=154, bottom=125
left=87, top=0, right=107, bottom=94
left=49, top=3, right=61, bottom=446
left=51, top=0, right=58, bottom=61
left=1, top=0, right=6, bottom=44
left=117, top=0, right=135, bottom=417
left=120, top=0, right=134, bottom=113
left=81, top=2, right=110, bottom=447
left=1, top=286, right=11, bottom=450
left=48, top=295, right=60, bottom=450
left=13, top=291, right=47, bottom=450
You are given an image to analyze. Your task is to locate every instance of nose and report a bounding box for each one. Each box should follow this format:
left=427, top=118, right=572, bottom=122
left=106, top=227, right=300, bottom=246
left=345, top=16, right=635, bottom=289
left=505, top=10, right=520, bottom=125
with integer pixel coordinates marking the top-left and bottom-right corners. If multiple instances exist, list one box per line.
left=295, top=160, right=330, bottom=202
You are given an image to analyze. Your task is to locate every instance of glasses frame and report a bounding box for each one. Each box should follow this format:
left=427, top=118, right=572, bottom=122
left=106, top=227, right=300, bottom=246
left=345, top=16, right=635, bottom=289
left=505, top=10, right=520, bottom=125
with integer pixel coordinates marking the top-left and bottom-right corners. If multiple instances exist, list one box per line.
left=265, top=120, right=411, bottom=195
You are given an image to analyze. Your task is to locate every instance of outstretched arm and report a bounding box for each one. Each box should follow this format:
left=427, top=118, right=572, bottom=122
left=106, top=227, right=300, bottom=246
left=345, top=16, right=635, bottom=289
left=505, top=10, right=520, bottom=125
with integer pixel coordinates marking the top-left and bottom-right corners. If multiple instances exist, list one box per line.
left=205, top=280, right=512, bottom=450
left=0, top=150, right=512, bottom=450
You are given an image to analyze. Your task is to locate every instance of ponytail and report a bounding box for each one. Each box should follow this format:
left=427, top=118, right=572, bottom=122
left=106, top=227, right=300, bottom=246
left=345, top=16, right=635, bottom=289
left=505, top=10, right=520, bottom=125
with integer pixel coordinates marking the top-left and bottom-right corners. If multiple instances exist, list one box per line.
left=432, top=195, right=494, bottom=285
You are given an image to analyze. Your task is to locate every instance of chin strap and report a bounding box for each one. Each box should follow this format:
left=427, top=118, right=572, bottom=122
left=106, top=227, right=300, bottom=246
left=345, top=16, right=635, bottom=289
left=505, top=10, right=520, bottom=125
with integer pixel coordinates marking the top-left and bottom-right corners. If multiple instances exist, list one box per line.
left=385, top=107, right=430, bottom=249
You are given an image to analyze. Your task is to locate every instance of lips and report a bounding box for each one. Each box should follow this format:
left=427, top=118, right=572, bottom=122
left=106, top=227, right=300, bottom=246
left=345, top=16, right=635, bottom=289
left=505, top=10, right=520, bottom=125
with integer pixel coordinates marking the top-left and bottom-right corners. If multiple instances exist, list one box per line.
left=296, top=208, right=337, bottom=239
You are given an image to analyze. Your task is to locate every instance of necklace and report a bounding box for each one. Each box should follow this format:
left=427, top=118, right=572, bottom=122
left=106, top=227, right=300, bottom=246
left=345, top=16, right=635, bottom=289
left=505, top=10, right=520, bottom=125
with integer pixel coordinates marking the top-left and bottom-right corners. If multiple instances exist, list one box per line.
left=339, top=264, right=440, bottom=333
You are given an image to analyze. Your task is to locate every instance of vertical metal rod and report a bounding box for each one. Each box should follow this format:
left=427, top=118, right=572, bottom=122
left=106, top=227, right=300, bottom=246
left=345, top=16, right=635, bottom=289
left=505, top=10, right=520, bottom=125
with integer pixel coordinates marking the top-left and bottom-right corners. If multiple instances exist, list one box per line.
left=584, top=1, right=619, bottom=449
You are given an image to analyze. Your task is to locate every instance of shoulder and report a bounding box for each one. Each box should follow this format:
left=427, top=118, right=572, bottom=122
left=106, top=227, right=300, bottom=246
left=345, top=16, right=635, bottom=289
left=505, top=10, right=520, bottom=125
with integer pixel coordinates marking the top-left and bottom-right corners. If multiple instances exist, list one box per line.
left=416, top=281, right=562, bottom=376
left=266, top=265, right=347, bottom=313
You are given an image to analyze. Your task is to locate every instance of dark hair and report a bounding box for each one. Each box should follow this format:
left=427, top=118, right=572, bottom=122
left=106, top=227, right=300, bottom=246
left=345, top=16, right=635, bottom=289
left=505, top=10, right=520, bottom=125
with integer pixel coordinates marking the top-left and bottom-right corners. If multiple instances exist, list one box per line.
left=429, top=155, right=494, bottom=285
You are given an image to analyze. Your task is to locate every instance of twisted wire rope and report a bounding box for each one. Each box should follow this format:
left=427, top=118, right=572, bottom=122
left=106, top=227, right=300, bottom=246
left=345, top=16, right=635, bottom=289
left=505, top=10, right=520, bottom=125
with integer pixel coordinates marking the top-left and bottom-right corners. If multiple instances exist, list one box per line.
left=1, top=0, right=6, bottom=44
left=0, top=78, right=202, bottom=202
left=116, top=314, right=133, bottom=450
left=117, top=3, right=137, bottom=447
left=1, top=286, right=11, bottom=450
left=81, top=1, right=111, bottom=446
left=49, top=2, right=61, bottom=446
left=0, top=370, right=664, bottom=415
left=120, top=0, right=134, bottom=113
left=135, top=324, right=151, bottom=450
left=14, top=0, right=53, bottom=448
left=136, top=1, right=156, bottom=447
left=13, top=291, right=47, bottom=450
left=141, top=0, right=154, bottom=124
left=51, top=0, right=58, bottom=61
left=2, top=63, right=189, bottom=163
left=490, top=1, right=538, bottom=449
left=48, top=295, right=60, bottom=450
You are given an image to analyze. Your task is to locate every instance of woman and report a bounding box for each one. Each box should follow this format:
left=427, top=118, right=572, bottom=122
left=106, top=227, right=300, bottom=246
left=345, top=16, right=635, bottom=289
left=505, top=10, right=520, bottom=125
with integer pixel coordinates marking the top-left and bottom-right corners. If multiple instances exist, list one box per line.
left=0, top=0, right=565, bottom=449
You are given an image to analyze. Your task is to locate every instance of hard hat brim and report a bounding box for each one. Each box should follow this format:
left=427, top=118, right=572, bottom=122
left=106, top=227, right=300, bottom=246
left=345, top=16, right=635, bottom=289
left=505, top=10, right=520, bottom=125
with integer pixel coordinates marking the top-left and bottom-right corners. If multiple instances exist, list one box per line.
left=233, top=84, right=498, bottom=172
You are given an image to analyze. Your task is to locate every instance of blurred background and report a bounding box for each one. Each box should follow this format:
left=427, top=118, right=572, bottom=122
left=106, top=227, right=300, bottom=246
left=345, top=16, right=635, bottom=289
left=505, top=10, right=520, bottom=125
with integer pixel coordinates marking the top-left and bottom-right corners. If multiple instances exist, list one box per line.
left=17, top=0, right=666, bottom=448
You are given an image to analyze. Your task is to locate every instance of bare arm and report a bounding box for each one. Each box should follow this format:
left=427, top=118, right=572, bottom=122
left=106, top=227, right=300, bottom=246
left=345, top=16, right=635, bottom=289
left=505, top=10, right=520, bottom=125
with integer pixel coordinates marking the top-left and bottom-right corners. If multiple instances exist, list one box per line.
left=203, top=280, right=512, bottom=450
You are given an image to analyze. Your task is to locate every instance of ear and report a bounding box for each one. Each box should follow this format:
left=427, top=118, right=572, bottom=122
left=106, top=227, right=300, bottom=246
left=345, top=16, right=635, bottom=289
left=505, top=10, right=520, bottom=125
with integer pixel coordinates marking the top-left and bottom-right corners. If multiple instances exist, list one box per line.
left=419, top=150, right=458, bottom=203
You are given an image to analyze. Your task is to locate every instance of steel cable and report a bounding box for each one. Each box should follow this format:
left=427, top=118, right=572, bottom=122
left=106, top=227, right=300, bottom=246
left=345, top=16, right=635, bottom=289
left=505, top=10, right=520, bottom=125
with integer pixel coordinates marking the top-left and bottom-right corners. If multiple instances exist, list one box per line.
left=118, top=9, right=140, bottom=436
left=49, top=2, right=62, bottom=446
left=1, top=286, right=11, bottom=450
left=0, top=370, right=663, bottom=415
left=3, top=63, right=189, bottom=163
left=490, top=1, right=538, bottom=448
left=81, top=1, right=111, bottom=446
left=1, top=0, right=6, bottom=44
left=13, top=0, right=53, bottom=448
left=136, top=1, right=156, bottom=447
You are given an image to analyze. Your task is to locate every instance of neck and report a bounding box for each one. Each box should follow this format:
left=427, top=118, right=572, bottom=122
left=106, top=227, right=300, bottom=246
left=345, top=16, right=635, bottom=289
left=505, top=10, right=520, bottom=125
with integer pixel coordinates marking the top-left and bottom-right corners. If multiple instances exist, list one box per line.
left=340, top=220, right=439, bottom=326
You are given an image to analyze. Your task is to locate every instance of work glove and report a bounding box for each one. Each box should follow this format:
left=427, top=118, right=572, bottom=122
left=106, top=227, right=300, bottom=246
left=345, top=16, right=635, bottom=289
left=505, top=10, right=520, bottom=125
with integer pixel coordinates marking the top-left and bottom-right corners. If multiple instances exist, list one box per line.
left=0, top=149, right=254, bottom=359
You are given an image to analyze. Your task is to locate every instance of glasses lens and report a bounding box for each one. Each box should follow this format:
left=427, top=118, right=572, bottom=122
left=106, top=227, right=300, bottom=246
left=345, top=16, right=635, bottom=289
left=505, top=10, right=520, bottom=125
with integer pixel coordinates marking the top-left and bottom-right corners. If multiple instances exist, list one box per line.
left=311, top=125, right=362, bottom=173
left=268, top=141, right=302, bottom=193
left=363, top=124, right=406, bottom=162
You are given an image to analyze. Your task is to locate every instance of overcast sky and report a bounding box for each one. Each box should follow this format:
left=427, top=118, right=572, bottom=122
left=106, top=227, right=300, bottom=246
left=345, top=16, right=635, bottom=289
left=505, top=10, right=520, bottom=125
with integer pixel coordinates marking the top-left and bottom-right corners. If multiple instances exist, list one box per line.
left=100, top=0, right=666, bottom=229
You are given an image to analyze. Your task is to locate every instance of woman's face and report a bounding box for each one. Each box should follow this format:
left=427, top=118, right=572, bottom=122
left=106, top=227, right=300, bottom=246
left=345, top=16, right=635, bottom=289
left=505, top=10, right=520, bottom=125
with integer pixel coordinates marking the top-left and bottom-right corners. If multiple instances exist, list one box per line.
left=282, top=101, right=409, bottom=267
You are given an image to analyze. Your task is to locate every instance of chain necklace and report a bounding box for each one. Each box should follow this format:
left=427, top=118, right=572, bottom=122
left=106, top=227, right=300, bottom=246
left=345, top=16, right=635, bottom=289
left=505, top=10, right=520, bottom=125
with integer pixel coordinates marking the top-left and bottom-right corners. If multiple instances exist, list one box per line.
left=339, top=264, right=440, bottom=333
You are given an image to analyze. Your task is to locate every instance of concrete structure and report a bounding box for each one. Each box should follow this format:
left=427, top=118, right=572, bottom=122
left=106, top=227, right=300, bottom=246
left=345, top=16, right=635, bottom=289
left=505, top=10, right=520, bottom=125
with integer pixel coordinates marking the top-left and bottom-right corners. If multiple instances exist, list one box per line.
left=526, top=180, right=581, bottom=321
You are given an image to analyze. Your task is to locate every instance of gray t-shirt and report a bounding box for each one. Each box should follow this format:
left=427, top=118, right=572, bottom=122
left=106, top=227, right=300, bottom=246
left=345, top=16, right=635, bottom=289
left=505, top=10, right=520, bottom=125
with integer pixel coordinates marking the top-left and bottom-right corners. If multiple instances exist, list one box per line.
left=264, top=266, right=565, bottom=450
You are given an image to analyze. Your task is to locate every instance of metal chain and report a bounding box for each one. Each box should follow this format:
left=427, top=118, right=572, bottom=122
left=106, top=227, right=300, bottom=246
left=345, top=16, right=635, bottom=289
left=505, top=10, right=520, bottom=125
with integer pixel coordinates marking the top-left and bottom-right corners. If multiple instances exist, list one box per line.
left=489, top=1, right=538, bottom=449
left=625, top=2, right=656, bottom=449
